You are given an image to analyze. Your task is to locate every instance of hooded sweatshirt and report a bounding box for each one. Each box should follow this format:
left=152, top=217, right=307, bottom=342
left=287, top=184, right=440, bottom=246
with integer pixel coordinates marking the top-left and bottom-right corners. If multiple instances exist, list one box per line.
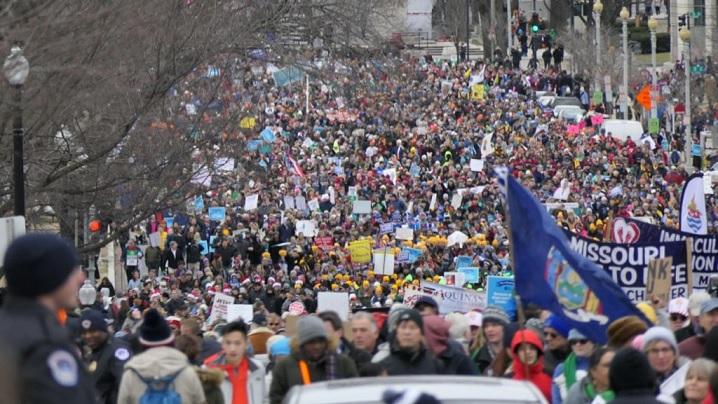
left=511, top=330, right=552, bottom=402
left=117, top=346, right=205, bottom=404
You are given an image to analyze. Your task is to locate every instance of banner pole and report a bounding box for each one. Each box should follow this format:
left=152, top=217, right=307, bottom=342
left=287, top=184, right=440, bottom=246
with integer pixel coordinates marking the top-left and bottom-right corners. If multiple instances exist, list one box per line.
left=686, top=237, right=693, bottom=296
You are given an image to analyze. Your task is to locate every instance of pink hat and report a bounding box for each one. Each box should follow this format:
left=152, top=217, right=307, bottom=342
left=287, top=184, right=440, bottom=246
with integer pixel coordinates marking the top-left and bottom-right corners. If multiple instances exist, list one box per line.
left=668, top=297, right=689, bottom=317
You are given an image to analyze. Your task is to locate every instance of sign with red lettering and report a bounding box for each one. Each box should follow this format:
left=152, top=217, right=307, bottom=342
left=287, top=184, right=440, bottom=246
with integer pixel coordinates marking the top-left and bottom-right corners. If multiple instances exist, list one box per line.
left=314, top=236, right=334, bottom=252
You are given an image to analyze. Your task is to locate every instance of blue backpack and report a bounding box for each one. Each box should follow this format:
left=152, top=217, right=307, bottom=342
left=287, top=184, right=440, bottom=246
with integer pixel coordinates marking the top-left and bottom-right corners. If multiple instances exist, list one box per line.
left=130, top=368, right=184, bottom=404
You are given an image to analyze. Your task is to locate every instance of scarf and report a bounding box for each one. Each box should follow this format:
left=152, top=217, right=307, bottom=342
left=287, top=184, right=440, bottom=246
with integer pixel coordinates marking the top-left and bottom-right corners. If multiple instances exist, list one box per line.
left=585, top=381, right=615, bottom=402
left=563, top=352, right=578, bottom=390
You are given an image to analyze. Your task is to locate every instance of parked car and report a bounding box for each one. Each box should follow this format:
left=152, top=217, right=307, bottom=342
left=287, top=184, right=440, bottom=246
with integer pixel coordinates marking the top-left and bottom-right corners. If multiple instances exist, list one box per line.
left=554, top=105, right=585, bottom=121
left=282, top=375, right=550, bottom=404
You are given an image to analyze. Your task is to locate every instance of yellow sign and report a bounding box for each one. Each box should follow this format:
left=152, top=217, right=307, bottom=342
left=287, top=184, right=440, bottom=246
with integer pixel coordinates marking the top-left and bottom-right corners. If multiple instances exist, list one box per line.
left=471, top=84, right=484, bottom=100
left=240, top=117, right=256, bottom=129
left=349, top=241, right=372, bottom=263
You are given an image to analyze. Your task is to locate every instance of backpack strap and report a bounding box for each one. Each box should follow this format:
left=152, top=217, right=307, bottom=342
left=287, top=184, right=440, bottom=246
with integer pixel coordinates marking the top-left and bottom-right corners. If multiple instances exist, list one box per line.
left=130, top=367, right=185, bottom=389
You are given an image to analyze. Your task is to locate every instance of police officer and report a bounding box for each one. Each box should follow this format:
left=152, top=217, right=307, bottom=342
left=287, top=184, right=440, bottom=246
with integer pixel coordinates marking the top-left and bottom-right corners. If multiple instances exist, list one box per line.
left=0, top=233, right=96, bottom=403
left=79, top=309, right=131, bottom=404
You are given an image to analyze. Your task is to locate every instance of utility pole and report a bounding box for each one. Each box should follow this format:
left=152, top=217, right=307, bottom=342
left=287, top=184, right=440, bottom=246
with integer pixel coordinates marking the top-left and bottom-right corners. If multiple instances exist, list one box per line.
left=466, top=0, right=471, bottom=60
left=490, top=0, right=496, bottom=54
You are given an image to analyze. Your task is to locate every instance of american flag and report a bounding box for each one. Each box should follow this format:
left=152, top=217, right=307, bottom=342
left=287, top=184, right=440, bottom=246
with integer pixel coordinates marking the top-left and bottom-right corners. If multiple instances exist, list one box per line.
left=286, top=152, right=305, bottom=178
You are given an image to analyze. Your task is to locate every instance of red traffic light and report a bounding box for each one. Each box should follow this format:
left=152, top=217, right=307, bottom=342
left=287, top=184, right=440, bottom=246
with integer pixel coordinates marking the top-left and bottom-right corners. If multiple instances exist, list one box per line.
left=89, top=220, right=102, bottom=232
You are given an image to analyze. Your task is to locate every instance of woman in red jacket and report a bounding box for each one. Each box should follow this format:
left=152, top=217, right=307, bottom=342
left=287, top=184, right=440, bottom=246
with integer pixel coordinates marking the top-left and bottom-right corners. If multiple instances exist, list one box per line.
left=511, top=329, right=552, bottom=402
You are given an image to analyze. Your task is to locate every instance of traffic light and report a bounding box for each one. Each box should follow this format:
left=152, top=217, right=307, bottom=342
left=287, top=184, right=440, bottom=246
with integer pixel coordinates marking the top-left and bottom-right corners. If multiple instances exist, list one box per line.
left=678, top=14, right=687, bottom=28
left=89, top=220, right=102, bottom=232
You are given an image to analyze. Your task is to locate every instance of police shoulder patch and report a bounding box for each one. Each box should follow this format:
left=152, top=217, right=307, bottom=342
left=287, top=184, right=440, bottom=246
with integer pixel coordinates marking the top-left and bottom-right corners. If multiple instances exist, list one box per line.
left=47, top=350, right=78, bottom=387
left=114, top=348, right=130, bottom=361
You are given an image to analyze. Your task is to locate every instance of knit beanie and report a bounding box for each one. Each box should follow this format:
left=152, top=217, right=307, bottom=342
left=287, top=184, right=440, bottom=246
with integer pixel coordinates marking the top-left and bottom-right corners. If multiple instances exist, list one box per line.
left=139, top=309, right=175, bottom=347
left=502, top=322, right=521, bottom=348
left=395, top=309, right=424, bottom=330
left=4, top=234, right=81, bottom=298
left=609, top=348, right=657, bottom=393
left=606, top=316, right=649, bottom=348
left=543, top=314, right=571, bottom=339
left=482, top=305, right=509, bottom=327
left=267, top=336, right=291, bottom=357
left=296, top=315, right=328, bottom=346
left=79, top=309, right=108, bottom=333
left=422, top=315, right=449, bottom=355
left=641, top=326, right=678, bottom=353
left=388, top=304, right=410, bottom=330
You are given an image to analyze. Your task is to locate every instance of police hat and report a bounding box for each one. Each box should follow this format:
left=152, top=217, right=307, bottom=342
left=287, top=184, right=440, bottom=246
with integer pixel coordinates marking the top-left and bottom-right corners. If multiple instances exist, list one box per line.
left=79, top=310, right=108, bottom=333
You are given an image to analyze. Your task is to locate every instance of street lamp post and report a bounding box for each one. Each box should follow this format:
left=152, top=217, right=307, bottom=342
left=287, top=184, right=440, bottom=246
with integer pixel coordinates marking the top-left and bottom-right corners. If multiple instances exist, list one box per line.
left=648, top=17, right=658, bottom=120
left=680, top=27, right=693, bottom=171
left=593, top=0, right=603, bottom=99
left=620, top=7, right=630, bottom=119
left=3, top=46, right=29, bottom=217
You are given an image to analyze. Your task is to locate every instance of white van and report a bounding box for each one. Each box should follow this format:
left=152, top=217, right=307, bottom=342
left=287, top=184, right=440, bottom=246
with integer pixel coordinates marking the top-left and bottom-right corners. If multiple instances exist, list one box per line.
left=600, top=119, right=645, bottom=143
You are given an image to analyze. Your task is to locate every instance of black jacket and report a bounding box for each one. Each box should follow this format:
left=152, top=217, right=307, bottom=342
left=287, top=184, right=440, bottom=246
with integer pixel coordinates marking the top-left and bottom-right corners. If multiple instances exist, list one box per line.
left=0, top=296, right=97, bottom=404
left=84, top=337, right=132, bottom=404
left=340, top=337, right=372, bottom=368
left=379, top=338, right=444, bottom=376
left=611, top=390, right=664, bottom=404
left=674, top=323, right=697, bottom=344
left=439, top=339, right=478, bottom=375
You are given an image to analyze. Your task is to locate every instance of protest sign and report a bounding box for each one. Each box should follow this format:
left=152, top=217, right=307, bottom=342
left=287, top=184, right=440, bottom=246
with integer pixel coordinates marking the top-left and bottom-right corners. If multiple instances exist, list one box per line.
left=379, top=223, right=394, bottom=234
left=403, top=289, right=441, bottom=308
left=149, top=232, right=161, bottom=247
left=208, top=207, right=226, bottom=222
left=227, top=304, right=254, bottom=323
left=457, top=267, right=480, bottom=283
left=314, top=236, right=333, bottom=251
left=395, top=227, right=414, bottom=240
left=295, top=220, right=318, bottom=237
left=646, top=257, right=673, bottom=305
left=486, top=276, right=515, bottom=307
left=193, top=196, right=204, bottom=212
left=244, top=194, right=259, bottom=211
left=420, top=280, right=487, bottom=314
left=349, top=241, right=371, bottom=263
left=469, top=159, right=484, bottom=172
left=284, top=196, right=295, bottom=210
left=402, top=247, right=422, bottom=263
left=566, top=232, right=690, bottom=301
left=318, top=292, right=350, bottom=321
left=295, top=196, right=307, bottom=211
left=126, top=249, right=139, bottom=267
left=307, top=198, right=320, bottom=212
left=353, top=200, right=371, bottom=214
left=373, top=249, right=395, bottom=275
left=208, top=293, right=236, bottom=324
left=455, top=256, right=473, bottom=270
left=444, top=272, right=465, bottom=287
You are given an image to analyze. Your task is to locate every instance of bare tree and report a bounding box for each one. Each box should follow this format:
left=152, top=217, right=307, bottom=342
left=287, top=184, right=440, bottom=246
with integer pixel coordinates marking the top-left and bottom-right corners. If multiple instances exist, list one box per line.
left=0, top=0, right=398, bottom=252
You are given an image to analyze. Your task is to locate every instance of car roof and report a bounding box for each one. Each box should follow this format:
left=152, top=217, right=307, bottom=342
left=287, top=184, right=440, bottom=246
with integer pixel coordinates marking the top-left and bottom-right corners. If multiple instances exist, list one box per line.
left=284, top=375, right=548, bottom=404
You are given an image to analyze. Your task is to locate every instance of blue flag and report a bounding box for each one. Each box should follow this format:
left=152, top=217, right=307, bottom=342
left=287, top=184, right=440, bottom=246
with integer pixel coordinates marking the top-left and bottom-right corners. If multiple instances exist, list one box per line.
left=496, top=168, right=648, bottom=344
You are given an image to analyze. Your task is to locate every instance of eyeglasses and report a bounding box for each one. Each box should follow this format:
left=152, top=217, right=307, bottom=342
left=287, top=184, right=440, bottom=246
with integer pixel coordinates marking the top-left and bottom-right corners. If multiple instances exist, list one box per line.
left=570, top=339, right=589, bottom=346
left=670, top=314, right=688, bottom=322
left=647, top=347, right=673, bottom=355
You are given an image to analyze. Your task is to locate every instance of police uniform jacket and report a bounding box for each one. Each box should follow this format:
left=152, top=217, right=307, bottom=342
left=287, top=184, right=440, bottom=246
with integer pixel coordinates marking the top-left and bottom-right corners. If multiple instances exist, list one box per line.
left=0, top=295, right=96, bottom=403
left=84, top=337, right=131, bottom=404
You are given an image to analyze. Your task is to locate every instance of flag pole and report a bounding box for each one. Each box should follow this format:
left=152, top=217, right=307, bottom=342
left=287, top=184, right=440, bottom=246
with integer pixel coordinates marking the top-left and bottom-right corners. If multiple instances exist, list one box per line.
left=501, top=171, right=531, bottom=379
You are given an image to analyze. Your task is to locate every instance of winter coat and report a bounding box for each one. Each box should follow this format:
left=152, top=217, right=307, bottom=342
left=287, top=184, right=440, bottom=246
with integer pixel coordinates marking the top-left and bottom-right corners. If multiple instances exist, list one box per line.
left=194, top=366, right=226, bottom=404
left=510, top=330, right=552, bottom=402
left=117, top=346, right=205, bottom=404
left=269, top=335, right=357, bottom=404
left=204, top=352, right=266, bottom=404
left=552, top=354, right=590, bottom=403
left=610, top=390, right=664, bottom=404
left=379, top=331, right=444, bottom=376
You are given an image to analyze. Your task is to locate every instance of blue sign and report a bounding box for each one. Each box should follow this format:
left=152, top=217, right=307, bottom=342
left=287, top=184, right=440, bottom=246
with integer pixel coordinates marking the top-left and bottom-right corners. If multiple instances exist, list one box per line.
left=260, top=127, right=276, bottom=143
left=209, top=236, right=217, bottom=254
left=409, top=163, right=421, bottom=177
left=194, top=196, right=204, bottom=212
left=457, top=267, right=480, bottom=283
left=403, top=247, right=423, bottom=263
left=208, top=207, right=226, bottom=222
left=248, top=140, right=262, bottom=151
left=164, top=217, right=174, bottom=228
left=397, top=250, right=410, bottom=263
left=486, top=276, right=515, bottom=307
left=455, top=256, right=473, bottom=270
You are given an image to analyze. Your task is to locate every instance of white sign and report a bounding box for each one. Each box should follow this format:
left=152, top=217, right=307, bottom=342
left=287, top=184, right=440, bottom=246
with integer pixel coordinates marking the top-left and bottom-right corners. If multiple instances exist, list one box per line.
left=429, top=193, right=437, bottom=210
left=403, top=289, right=441, bottom=309
left=208, top=293, right=236, bottom=324
left=444, top=272, right=465, bottom=287
left=395, top=227, right=414, bottom=240
left=353, top=200, right=372, bottom=214
left=295, top=220, right=318, bottom=237
left=215, top=157, right=235, bottom=171
left=382, top=168, right=397, bottom=185
left=148, top=232, right=161, bottom=248
left=244, top=194, right=259, bottom=211
left=284, top=195, right=295, bottom=209
left=295, top=196, right=307, bottom=211
left=451, top=193, right=463, bottom=209
left=307, top=198, right=320, bottom=212
left=227, top=304, right=254, bottom=323
left=420, top=280, right=487, bottom=314
left=373, top=250, right=395, bottom=275
left=469, top=159, right=484, bottom=172
left=317, top=292, right=350, bottom=321
left=704, top=174, right=714, bottom=194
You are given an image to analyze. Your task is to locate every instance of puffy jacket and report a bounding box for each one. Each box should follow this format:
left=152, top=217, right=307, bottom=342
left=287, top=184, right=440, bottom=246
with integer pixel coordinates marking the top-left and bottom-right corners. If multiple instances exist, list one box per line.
left=510, top=330, right=552, bottom=402
left=204, top=352, right=266, bottom=404
left=117, top=346, right=205, bottom=404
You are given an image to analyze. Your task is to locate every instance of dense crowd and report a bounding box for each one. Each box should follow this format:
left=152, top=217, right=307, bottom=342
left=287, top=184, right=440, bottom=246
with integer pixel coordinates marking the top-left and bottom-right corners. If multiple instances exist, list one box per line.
left=5, top=44, right=718, bottom=404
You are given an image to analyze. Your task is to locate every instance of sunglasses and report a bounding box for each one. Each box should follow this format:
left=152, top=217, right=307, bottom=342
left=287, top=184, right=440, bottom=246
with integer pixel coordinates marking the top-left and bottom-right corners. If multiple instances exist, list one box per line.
left=544, top=331, right=559, bottom=339
left=670, top=314, right=688, bottom=322
left=570, top=339, right=589, bottom=346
